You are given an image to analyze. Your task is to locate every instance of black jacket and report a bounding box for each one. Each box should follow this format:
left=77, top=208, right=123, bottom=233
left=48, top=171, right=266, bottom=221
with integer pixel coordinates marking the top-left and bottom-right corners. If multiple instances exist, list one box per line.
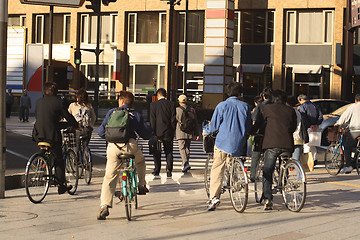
left=150, top=98, right=176, bottom=141
left=33, top=95, right=78, bottom=145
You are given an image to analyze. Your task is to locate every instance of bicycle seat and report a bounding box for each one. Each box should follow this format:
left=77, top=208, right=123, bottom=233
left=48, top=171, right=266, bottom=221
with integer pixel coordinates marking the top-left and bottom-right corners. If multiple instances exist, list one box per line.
left=38, top=142, right=51, bottom=148
left=118, top=154, right=135, bottom=160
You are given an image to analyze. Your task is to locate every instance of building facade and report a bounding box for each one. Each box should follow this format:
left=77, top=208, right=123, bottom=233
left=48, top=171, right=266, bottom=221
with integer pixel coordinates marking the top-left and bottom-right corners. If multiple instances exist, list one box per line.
left=6, top=0, right=357, bottom=108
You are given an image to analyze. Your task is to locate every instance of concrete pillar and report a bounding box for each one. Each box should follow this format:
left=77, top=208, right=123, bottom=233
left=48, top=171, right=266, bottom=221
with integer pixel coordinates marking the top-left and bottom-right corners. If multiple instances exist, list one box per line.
left=203, top=0, right=235, bottom=109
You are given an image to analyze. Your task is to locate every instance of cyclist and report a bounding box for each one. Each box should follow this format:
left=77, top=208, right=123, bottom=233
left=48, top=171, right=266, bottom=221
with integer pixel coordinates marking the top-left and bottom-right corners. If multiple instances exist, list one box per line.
left=334, top=94, right=360, bottom=174
left=97, top=91, right=153, bottom=220
left=68, top=89, right=96, bottom=154
left=253, top=90, right=297, bottom=210
left=203, top=82, right=251, bottom=211
left=32, top=82, right=79, bottom=194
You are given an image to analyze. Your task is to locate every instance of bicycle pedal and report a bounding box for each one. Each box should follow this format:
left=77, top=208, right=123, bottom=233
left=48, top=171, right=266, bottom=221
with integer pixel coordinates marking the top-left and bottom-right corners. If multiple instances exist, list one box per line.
left=115, top=191, right=124, bottom=201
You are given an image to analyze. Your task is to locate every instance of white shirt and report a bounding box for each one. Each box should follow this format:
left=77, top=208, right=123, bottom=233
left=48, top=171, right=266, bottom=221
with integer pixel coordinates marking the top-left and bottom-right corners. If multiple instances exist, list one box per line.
left=335, top=103, right=360, bottom=130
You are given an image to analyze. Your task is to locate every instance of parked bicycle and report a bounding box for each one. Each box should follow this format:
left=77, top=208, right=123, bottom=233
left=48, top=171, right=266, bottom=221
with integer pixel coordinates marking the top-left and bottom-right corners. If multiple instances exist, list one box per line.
left=25, top=128, right=79, bottom=203
left=204, top=154, right=249, bottom=213
left=114, top=154, right=138, bottom=221
left=324, top=127, right=360, bottom=175
left=254, top=152, right=306, bottom=212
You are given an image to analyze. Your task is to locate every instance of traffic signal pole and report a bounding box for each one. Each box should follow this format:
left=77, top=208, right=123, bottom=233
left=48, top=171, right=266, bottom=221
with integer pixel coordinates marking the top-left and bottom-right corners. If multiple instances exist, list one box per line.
left=0, top=0, right=8, bottom=199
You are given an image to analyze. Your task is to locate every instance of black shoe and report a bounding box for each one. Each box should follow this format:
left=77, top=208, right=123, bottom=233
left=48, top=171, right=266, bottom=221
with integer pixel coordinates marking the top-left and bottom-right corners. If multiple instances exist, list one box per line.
left=58, top=185, right=72, bottom=194
left=152, top=171, right=159, bottom=176
left=182, top=165, right=191, bottom=173
left=97, top=206, right=109, bottom=220
left=314, top=160, right=318, bottom=166
left=138, top=185, right=149, bottom=195
left=167, top=171, right=172, bottom=178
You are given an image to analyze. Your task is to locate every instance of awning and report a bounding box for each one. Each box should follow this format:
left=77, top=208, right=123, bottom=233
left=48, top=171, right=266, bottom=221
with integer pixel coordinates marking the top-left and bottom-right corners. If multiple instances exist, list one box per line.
left=289, top=65, right=322, bottom=74
left=237, top=64, right=265, bottom=73
left=354, top=66, right=360, bottom=75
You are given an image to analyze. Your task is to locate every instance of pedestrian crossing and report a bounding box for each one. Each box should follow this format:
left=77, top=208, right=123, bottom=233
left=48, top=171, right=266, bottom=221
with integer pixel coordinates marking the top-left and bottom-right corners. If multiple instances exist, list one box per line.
left=89, top=134, right=210, bottom=172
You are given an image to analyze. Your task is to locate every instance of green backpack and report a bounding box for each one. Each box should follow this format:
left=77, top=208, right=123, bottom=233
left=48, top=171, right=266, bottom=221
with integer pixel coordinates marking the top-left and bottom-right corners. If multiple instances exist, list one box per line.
left=105, top=108, right=131, bottom=143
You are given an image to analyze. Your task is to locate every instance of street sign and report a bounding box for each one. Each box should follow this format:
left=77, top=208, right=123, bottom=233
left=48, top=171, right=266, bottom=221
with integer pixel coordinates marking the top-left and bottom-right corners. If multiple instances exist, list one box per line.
left=20, top=0, right=85, bottom=8
left=351, top=0, right=360, bottom=28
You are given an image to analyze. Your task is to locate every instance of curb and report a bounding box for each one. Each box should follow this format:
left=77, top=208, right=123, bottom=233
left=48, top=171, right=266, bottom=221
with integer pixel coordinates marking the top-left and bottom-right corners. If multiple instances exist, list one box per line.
left=5, top=174, right=25, bottom=190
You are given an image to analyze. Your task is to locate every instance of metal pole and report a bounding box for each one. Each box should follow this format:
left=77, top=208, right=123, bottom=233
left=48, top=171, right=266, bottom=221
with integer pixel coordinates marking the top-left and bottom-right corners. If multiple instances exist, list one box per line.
left=46, top=5, right=54, bottom=82
left=94, top=1, right=101, bottom=118
left=167, top=0, right=174, bottom=101
left=183, top=0, right=188, bottom=95
left=343, top=0, right=354, bottom=101
left=0, top=0, right=8, bottom=199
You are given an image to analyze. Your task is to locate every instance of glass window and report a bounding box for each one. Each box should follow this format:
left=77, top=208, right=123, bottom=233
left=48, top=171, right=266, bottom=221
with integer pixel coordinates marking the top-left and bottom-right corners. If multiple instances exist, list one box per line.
left=325, top=11, right=333, bottom=43
left=128, top=14, right=135, bottom=43
left=129, top=65, right=134, bottom=91
left=20, top=16, right=26, bottom=27
left=137, top=12, right=159, bottom=43
left=81, top=15, right=89, bottom=43
left=287, top=12, right=295, bottom=42
left=111, top=14, right=118, bottom=43
left=179, top=13, right=185, bottom=42
left=8, top=15, right=21, bottom=26
left=267, top=11, right=274, bottom=43
left=234, top=12, right=239, bottom=43
left=101, top=15, right=111, bottom=43
left=64, top=15, right=71, bottom=43
left=53, top=15, right=64, bottom=44
left=88, top=65, right=109, bottom=82
left=297, top=11, right=323, bottom=43
left=179, top=11, right=205, bottom=43
left=241, top=11, right=266, bottom=43
left=35, top=15, right=44, bottom=43
left=160, top=13, right=166, bottom=43
left=135, top=65, right=157, bottom=90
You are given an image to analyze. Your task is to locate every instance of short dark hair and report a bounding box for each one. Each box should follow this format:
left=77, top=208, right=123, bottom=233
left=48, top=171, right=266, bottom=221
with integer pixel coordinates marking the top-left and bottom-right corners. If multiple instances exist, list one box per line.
left=118, top=91, right=134, bottom=106
left=226, top=82, right=243, bottom=97
left=76, top=88, right=89, bottom=105
left=254, top=95, right=263, bottom=105
left=272, top=89, right=287, bottom=104
left=355, top=94, right=360, bottom=102
left=44, top=82, right=58, bottom=96
left=156, top=88, right=167, bottom=97
left=261, top=87, right=273, bottom=100
left=286, top=96, right=297, bottom=107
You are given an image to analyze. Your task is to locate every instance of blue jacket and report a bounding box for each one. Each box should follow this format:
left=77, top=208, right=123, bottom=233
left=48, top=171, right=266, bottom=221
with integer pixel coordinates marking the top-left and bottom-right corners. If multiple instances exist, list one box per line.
left=203, top=97, right=251, bottom=156
left=299, top=100, right=323, bottom=128
left=98, top=105, right=153, bottom=140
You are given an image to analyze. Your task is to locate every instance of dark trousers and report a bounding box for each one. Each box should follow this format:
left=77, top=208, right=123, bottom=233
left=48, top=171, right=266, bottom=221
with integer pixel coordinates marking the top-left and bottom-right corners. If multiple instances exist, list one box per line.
left=153, top=139, right=174, bottom=173
left=344, top=131, right=360, bottom=167
left=19, top=106, right=29, bottom=121
left=6, top=104, right=12, bottom=118
left=53, top=143, right=66, bottom=186
left=250, top=151, right=261, bottom=180
left=262, top=148, right=291, bottom=201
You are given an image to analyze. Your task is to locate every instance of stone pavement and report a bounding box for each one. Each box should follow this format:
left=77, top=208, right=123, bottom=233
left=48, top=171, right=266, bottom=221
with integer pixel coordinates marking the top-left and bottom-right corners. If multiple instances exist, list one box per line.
left=1, top=169, right=360, bottom=240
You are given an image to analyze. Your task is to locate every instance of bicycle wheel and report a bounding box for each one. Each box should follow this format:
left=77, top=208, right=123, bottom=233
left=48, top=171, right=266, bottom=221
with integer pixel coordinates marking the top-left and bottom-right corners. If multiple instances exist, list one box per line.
left=281, top=160, right=306, bottom=212
left=229, top=158, right=248, bottom=213
left=204, top=154, right=213, bottom=198
left=132, top=170, right=138, bottom=209
left=25, top=153, right=50, bottom=204
left=324, top=143, right=343, bottom=176
left=65, top=149, right=78, bottom=195
left=124, top=175, right=133, bottom=221
left=254, top=157, right=264, bottom=203
left=82, top=146, right=92, bottom=184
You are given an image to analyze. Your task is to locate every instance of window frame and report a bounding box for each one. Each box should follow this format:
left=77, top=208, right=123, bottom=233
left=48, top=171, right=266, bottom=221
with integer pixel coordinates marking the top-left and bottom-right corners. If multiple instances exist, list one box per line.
left=110, top=13, right=118, bottom=44
left=63, top=14, right=71, bottom=44
left=81, top=14, right=89, bottom=44
left=35, top=15, right=44, bottom=44
left=128, top=13, right=137, bottom=44
left=160, top=12, right=166, bottom=43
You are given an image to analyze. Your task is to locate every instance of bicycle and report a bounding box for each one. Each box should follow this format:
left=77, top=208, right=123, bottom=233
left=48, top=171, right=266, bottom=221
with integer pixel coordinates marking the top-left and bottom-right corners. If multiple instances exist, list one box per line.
left=76, top=130, right=93, bottom=184
left=114, top=154, right=138, bottom=221
left=324, top=127, right=360, bottom=175
left=254, top=152, right=307, bottom=212
left=25, top=128, right=79, bottom=203
left=204, top=154, right=249, bottom=213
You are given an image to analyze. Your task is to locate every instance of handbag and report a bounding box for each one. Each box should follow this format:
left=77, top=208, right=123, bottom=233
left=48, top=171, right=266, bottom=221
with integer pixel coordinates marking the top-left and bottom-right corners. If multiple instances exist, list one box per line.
left=300, top=152, right=314, bottom=172
left=148, top=136, right=161, bottom=154
left=307, top=129, right=321, bottom=146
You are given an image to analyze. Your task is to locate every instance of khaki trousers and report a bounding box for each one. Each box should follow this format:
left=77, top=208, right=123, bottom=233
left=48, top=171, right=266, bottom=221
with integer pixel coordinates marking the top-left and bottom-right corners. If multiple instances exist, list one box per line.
left=209, top=145, right=230, bottom=199
left=100, top=138, right=146, bottom=207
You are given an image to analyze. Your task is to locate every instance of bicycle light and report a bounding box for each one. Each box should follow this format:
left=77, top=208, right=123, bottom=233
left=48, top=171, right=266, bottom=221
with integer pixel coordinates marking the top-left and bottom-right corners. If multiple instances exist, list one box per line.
left=122, top=173, right=127, bottom=181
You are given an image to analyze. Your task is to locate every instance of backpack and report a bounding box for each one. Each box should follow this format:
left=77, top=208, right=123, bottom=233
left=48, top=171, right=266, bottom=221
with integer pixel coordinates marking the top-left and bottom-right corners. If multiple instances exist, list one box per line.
left=179, top=106, right=197, bottom=134
left=105, top=108, right=132, bottom=143
left=74, top=106, right=90, bottom=128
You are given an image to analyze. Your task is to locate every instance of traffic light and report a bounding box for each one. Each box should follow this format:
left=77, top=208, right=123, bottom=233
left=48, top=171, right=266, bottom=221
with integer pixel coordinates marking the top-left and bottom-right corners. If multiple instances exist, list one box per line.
left=74, top=50, right=81, bottom=65
left=85, top=0, right=100, bottom=12
left=102, top=0, right=117, bottom=6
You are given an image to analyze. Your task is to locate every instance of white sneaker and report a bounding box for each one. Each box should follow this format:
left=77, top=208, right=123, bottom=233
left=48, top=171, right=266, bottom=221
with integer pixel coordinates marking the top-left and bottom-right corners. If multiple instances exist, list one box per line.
left=207, top=197, right=220, bottom=211
left=340, top=166, right=353, bottom=174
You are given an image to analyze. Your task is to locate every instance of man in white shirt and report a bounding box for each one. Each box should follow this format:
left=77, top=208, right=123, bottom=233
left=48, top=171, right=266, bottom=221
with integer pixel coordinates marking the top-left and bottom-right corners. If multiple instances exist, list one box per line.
left=335, top=94, right=360, bottom=173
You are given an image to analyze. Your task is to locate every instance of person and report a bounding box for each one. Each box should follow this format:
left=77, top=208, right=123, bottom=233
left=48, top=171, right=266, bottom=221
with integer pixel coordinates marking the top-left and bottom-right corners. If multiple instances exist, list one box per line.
left=249, top=87, right=272, bottom=182
left=19, top=89, right=31, bottom=122
left=97, top=91, right=153, bottom=220
left=32, top=82, right=79, bottom=194
left=68, top=89, right=96, bottom=153
left=149, top=88, right=176, bottom=178
left=6, top=88, right=14, bottom=118
left=334, top=94, right=360, bottom=174
left=253, top=90, right=297, bottom=210
left=286, top=96, right=304, bottom=161
left=175, top=94, right=200, bottom=173
left=298, top=94, right=323, bottom=166
left=203, top=82, right=251, bottom=211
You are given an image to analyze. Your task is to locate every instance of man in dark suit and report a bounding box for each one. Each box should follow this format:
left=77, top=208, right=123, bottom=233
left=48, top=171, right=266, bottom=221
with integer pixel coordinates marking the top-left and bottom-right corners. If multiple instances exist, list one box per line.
left=150, top=88, right=176, bottom=177
left=32, top=82, right=79, bottom=194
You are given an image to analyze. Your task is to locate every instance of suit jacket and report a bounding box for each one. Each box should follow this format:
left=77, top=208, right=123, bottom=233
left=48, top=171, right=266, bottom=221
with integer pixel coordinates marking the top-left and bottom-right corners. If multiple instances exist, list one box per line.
left=257, top=103, right=297, bottom=150
left=150, top=98, right=176, bottom=141
left=33, top=95, right=78, bottom=145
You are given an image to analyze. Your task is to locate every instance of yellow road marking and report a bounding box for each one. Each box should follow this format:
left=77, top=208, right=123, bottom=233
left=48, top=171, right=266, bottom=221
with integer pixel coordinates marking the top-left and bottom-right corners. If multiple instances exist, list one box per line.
left=308, top=177, right=360, bottom=188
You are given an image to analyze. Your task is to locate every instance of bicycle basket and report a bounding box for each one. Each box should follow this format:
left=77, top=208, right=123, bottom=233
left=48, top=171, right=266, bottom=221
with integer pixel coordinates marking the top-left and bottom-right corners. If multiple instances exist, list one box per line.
left=203, top=135, right=215, bottom=153
left=327, top=126, right=340, bottom=142
left=62, top=131, right=76, bottom=148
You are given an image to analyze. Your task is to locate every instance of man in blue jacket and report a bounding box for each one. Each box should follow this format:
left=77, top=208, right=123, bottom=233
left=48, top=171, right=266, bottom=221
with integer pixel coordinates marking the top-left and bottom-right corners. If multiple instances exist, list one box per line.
left=97, top=91, right=153, bottom=220
left=203, top=82, right=251, bottom=211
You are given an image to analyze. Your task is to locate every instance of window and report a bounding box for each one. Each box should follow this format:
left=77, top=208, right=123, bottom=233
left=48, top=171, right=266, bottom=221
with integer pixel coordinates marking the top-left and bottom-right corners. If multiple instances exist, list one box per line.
left=128, top=13, right=136, bottom=43
left=8, top=15, right=26, bottom=27
left=64, top=15, right=71, bottom=43
left=240, top=11, right=274, bottom=43
left=81, top=13, right=118, bottom=44
left=135, top=65, right=157, bottom=90
left=35, top=15, right=44, bottom=43
left=179, top=11, right=205, bottom=43
left=160, top=13, right=166, bottom=43
left=286, top=10, right=334, bottom=44
left=234, top=12, right=239, bottom=43
left=34, top=14, right=70, bottom=44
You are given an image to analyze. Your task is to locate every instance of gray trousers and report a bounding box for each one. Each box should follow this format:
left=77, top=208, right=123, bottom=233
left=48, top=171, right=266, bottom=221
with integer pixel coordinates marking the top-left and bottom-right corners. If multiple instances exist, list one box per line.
left=178, top=139, right=191, bottom=167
